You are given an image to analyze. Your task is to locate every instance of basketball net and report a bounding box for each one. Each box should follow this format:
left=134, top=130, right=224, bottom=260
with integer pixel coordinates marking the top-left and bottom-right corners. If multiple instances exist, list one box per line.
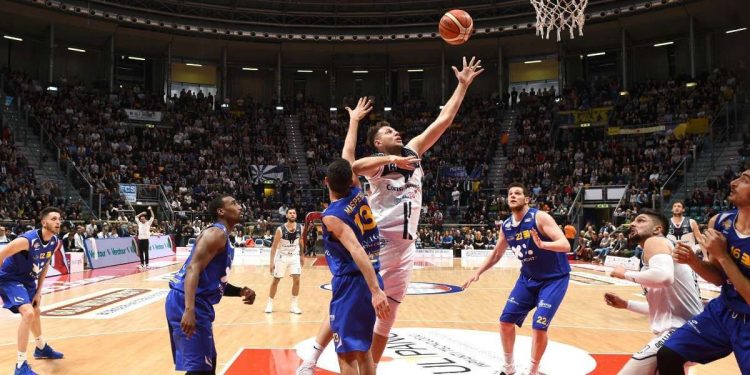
left=530, top=0, right=588, bottom=41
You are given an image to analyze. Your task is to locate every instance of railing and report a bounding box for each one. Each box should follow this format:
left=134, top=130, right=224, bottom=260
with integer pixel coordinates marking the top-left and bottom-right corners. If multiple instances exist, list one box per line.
left=158, top=186, right=176, bottom=222
left=566, top=187, right=583, bottom=228
left=658, top=157, right=688, bottom=211
left=25, top=112, right=98, bottom=219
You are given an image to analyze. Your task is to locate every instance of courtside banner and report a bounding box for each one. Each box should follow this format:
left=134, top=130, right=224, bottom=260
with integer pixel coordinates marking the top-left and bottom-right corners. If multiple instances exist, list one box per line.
left=415, top=248, right=453, bottom=257
left=84, top=235, right=176, bottom=268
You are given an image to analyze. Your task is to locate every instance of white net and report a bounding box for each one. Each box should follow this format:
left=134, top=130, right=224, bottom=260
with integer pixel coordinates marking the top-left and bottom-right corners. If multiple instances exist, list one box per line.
left=530, top=0, right=589, bottom=41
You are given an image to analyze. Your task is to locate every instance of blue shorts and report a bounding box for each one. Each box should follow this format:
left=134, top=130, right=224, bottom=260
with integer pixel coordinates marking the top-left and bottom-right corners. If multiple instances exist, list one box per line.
left=664, top=297, right=750, bottom=372
left=330, top=272, right=384, bottom=354
left=500, top=273, right=569, bottom=331
left=165, top=289, right=217, bottom=372
left=0, top=280, right=37, bottom=313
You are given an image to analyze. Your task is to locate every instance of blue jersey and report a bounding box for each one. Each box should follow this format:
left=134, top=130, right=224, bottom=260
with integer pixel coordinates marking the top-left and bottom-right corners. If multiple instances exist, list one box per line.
left=714, top=210, right=750, bottom=315
left=322, top=187, right=380, bottom=276
left=169, top=223, right=234, bottom=305
left=0, top=229, right=58, bottom=284
left=502, top=208, right=570, bottom=280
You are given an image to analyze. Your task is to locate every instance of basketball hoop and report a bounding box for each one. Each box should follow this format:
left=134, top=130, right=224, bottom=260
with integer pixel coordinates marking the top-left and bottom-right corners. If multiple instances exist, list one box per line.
left=530, top=0, right=589, bottom=41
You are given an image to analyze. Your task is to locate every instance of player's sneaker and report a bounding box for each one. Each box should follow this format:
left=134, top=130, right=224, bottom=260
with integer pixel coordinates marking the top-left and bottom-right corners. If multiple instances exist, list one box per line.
left=496, top=363, right=516, bottom=375
left=14, top=361, right=37, bottom=375
left=295, top=361, right=316, bottom=375
left=290, top=303, right=302, bottom=315
left=264, top=301, right=273, bottom=313
left=34, top=343, right=64, bottom=359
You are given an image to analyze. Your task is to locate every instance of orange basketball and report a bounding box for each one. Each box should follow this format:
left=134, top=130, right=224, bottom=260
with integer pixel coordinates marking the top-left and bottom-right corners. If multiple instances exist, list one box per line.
left=439, top=9, right=473, bottom=45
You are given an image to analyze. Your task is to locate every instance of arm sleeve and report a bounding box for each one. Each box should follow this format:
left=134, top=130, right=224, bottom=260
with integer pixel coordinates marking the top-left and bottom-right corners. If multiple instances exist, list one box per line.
left=626, top=300, right=649, bottom=315
left=624, top=253, right=674, bottom=288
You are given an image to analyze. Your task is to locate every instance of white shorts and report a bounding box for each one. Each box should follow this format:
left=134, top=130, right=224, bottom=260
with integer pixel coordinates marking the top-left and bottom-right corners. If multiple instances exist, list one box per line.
left=272, top=254, right=301, bottom=278
left=378, top=237, right=416, bottom=303
left=618, top=329, right=675, bottom=375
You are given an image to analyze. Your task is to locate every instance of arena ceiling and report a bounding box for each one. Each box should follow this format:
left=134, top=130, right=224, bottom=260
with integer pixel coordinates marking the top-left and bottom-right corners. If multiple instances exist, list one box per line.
left=0, top=0, right=746, bottom=64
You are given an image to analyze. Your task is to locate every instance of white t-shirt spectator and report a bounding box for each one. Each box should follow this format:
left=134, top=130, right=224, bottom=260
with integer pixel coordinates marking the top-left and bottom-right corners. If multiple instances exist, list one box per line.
left=138, top=218, right=154, bottom=240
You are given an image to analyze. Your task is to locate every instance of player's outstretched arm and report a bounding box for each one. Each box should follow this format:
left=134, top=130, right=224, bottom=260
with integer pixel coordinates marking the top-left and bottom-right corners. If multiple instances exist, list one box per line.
left=322, top=216, right=390, bottom=320
left=531, top=211, right=571, bottom=253
left=351, top=154, right=419, bottom=178
left=462, top=232, right=508, bottom=290
left=674, top=215, right=726, bottom=286
left=268, top=227, right=282, bottom=275
left=180, top=227, right=226, bottom=338
left=613, top=237, right=674, bottom=288
left=342, top=97, right=372, bottom=164
left=406, top=56, right=484, bottom=156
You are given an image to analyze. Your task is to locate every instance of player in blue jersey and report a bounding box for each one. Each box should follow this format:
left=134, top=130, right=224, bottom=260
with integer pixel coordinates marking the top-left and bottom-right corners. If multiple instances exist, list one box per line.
left=658, top=169, right=750, bottom=374
left=320, top=158, right=390, bottom=374
left=165, top=196, right=256, bottom=375
left=0, top=207, right=65, bottom=375
left=462, top=183, right=571, bottom=375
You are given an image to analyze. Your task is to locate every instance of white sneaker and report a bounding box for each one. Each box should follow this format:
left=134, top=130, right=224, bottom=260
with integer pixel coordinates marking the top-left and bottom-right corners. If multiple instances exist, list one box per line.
left=498, top=364, right=516, bottom=375
left=137, top=265, right=144, bottom=271
left=264, top=301, right=273, bottom=313
left=291, top=303, right=302, bottom=314
left=295, top=360, right=316, bottom=375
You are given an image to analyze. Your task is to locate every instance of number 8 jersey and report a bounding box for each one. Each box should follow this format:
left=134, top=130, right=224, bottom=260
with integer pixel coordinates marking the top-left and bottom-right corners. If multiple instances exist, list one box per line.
left=366, top=146, right=423, bottom=242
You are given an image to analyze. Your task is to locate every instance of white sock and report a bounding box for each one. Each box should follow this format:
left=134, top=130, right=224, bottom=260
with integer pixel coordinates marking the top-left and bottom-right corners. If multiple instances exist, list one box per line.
left=267, top=298, right=273, bottom=304
left=35, top=336, right=45, bottom=350
left=291, top=296, right=299, bottom=305
left=503, top=352, right=514, bottom=366
left=17, top=352, right=26, bottom=368
left=307, top=342, right=323, bottom=363
left=529, top=358, right=540, bottom=374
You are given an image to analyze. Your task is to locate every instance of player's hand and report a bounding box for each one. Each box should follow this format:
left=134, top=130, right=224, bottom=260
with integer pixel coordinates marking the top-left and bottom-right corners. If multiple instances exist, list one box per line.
left=604, top=292, right=627, bottom=309
left=452, top=56, right=484, bottom=86
left=345, top=97, right=373, bottom=123
left=610, top=265, right=627, bottom=279
left=530, top=229, right=545, bottom=249
left=241, top=287, right=256, bottom=305
left=32, top=293, right=41, bottom=309
left=390, top=155, right=420, bottom=171
left=371, top=288, right=390, bottom=320
left=180, top=308, right=197, bottom=338
left=461, top=273, right=480, bottom=290
left=698, top=229, right=728, bottom=262
left=673, top=241, right=700, bottom=267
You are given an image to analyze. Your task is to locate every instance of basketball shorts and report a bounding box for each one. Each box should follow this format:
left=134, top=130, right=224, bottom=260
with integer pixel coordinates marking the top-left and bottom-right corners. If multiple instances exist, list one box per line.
left=272, top=253, right=301, bottom=278
left=500, top=273, right=569, bottom=331
left=165, top=289, right=217, bottom=372
left=664, top=297, right=750, bottom=372
left=618, top=329, right=676, bottom=375
left=378, top=237, right=415, bottom=303
left=0, top=279, right=37, bottom=313
left=330, top=272, right=384, bottom=354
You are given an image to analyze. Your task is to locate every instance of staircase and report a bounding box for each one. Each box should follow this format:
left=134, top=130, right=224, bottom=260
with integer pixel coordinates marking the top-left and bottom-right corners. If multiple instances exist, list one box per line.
left=4, top=109, right=93, bottom=217
left=665, top=138, right=744, bottom=211
left=284, top=114, right=311, bottom=187
left=487, top=110, right=518, bottom=193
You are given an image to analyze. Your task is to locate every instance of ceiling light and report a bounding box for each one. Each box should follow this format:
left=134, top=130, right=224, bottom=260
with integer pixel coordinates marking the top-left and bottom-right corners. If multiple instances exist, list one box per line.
left=242, top=67, right=258, bottom=71
left=653, top=41, right=674, bottom=47
left=128, top=56, right=145, bottom=61
left=524, top=60, right=542, bottom=64
left=726, top=27, right=747, bottom=34
left=186, top=63, right=202, bottom=67
left=68, top=47, right=86, bottom=53
left=297, top=69, right=313, bottom=73
left=407, top=69, right=423, bottom=72
left=3, top=35, right=22, bottom=42
left=352, top=70, right=368, bottom=74
left=586, top=52, right=605, bottom=57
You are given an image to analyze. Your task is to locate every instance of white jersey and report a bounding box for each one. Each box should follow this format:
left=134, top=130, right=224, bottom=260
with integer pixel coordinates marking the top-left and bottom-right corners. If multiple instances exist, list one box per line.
left=642, top=237, right=703, bottom=334
left=366, top=146, right=423, bottom=242
left=277, top=223, right=302, bottom=256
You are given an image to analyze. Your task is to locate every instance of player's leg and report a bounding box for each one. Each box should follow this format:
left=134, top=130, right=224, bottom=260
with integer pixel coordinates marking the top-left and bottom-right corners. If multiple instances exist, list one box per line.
left=296, top=319, right=333, bottom=375
left=336, top=352, right=360, bottom=375
left=266, top=277, right=280, bottom=313
left=290, top=274, right=302, bottom=314
left=618, top=329, right=675, bottom=375
left=137, top=239, right=145, bottom=269
left=17, top=304, right=34, bottom=366
left=372, top=243, right=414, bottom=364
left=527, top=275, right=569, bottom=374
left=30, top=300, right=63, bottom=359
left=144, top=238, right=150, bottom=268
left=354, top=350, right=376, bottom=375
left=166, top=291, right=216, bottom=373
left=657, top=299, right=734, bottom=374
left=498, top=275, right=538, bottom=374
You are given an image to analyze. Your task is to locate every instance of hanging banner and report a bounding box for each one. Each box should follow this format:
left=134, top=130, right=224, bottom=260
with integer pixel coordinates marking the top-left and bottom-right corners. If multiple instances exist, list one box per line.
left=608, top=125, right=665, bottom=136
left=119, top=184, right=137, bottom=203
left=124, top=109, right=163, bottom=122
left=250, top=165, right=285, bottom=182
left=440, top=166, right=468, bottom=179
left=558, top=106, right=612, bottom=126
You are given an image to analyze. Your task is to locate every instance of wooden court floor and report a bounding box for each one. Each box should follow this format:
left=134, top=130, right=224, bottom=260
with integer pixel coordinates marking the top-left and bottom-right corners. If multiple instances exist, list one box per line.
left=0, top=255, right=740, bottom=375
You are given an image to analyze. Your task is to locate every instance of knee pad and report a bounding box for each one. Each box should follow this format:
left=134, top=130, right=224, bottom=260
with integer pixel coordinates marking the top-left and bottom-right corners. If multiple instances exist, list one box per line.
left=656, top=346, right=687, bottom=375
left=373, top=298, right=400, bottom=336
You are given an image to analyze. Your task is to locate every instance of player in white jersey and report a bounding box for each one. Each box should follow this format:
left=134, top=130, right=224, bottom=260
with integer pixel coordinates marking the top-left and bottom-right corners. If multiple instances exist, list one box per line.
left=667, top=200, right=704, bottom=259
left=297, top=57, right=484, bottom=374
left=605, top=209, right=703, bottom=374
left=265, top=208, right=304, bottom=314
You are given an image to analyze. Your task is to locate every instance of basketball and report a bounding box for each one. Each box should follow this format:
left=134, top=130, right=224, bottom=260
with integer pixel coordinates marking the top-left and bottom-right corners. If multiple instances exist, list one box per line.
left=439, top=9, right=473, bottom=45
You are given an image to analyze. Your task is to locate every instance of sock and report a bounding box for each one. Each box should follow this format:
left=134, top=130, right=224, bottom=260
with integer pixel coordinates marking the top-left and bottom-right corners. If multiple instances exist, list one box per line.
left=267, top=298, right=273, bottom=304
left=503, top=352, right=514, bottom=366
left=307, top=342, right=323, bottom=363
left=529, top=358, right=540, bottom=374
left=291, top=296, right=299, bottom=305
left=35, top=336, right=45, bottom=350
left=17, top=352, right=26, bottom=368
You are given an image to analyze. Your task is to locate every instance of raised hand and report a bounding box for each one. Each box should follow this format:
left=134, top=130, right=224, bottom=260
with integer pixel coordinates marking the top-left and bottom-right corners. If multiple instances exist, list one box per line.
left=345, top=97, right=373, bottom=123
left=452, top=56, right=484, bottom=86
left=390, top=155, right=420, bottom=171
